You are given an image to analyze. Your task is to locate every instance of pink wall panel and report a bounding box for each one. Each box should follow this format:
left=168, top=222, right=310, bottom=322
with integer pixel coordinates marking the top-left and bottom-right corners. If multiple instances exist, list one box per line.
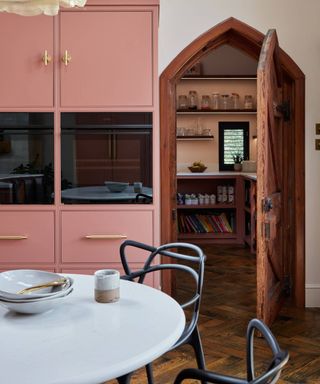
left=60, top=11, right=153, bottom=107
left=0, top=14, right=54, bottom=108
left=0, top=211, right=54, bottom=263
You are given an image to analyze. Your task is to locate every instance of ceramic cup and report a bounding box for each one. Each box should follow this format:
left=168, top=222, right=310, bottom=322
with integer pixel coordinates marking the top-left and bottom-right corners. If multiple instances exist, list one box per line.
left=94, top=269, right=120, bottom=303
left=133, top=182, right=143, bottom=193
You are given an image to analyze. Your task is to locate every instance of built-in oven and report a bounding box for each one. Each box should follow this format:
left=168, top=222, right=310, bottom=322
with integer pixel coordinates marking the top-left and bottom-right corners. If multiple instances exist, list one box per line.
left=0, top=112, right=54, bottom=204
left=61, top=112, right=153, bottom=204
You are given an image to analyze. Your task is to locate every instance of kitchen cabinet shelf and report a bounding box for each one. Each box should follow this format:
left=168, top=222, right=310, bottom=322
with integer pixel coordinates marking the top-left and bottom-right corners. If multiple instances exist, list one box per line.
left=176, top=135, right=214, bottom=141
left=178, top=203, right=235, bottom=209
left=177, top=109, right=257, bottom=115
left=181, top=75, right=257, bottom=80
left=177, top=175, right=242, bottom=245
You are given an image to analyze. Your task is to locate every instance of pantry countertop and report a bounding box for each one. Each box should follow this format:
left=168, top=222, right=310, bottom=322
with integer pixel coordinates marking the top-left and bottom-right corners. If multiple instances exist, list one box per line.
left=177, top=171, right=257, bottom=180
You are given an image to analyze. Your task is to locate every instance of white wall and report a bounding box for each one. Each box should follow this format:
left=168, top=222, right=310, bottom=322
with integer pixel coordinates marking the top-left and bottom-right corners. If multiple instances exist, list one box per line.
left=158, top=0, right=320, bottom=307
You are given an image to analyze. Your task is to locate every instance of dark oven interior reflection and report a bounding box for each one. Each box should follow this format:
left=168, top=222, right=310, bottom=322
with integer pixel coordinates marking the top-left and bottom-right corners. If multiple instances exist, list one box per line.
left=0, top=113, right=54, bottom=205
left=61, top=112, right=153, bottom=204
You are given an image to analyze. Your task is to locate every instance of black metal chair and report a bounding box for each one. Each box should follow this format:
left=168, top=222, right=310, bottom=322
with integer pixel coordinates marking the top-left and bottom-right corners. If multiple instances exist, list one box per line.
left=116, top=240, right=206, bottom=384
left=174, top=318, right=289, bottom=384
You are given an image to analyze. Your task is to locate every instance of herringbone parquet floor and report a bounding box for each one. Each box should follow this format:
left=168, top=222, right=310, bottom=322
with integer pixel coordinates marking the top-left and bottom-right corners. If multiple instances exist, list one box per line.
left=108, top=245, right=320, bottom=384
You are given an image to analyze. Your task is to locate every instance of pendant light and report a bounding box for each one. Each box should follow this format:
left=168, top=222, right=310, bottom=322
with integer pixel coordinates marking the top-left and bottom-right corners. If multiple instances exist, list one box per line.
left=0, top=0, right=87, bottom=16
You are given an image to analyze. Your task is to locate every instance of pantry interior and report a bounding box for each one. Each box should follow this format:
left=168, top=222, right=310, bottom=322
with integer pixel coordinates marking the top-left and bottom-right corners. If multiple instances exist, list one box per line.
left=175, top=44, right=258, bottom=252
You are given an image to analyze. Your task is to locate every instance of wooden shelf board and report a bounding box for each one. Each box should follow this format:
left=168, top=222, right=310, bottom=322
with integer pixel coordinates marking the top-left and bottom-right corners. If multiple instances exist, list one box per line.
left=176, top=135, right=214, bottom=141
left=181, top=75, right=257, bottom=80
left=178, top=204, right=236, bottom=209
left=177, top=109, right=257, bottom=115
left=178, top=232, right=237, bottom=239
left=177, top=174, right=239, bottom=180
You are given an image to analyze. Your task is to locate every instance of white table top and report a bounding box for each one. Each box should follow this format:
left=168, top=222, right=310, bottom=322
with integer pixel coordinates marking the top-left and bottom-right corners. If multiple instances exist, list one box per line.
left=0, top=275, right=185, bottom=384
left=61, top=185, right=153, bottom=201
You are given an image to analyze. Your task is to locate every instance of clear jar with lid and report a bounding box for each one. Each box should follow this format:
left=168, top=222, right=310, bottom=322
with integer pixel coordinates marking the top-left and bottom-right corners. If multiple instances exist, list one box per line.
left=178, top=95, right=188, bottom=110
left=212, top=92, right=220, bottom=110
left=201, top=95, right=211, bottom=110
left=244, top=95, right=253, bottom=109
left=231, top=93, right=240, bottom=109
left=221, top=94, right=230, bottom=110
left=188, top=90, right=199, bottom=110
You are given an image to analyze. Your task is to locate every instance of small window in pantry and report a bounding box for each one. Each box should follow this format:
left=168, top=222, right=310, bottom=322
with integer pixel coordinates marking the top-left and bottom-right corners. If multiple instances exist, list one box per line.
left=218, top=121, right=249, bottom=171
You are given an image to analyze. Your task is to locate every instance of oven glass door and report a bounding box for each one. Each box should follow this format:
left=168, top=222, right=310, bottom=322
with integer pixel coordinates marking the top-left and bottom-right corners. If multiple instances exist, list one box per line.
left=0, top=112, right=54, bottom=204
left=61, top=112, right=152, bottom=204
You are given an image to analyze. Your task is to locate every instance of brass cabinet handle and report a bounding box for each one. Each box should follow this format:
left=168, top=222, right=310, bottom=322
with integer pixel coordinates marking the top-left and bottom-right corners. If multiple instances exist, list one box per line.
left=0, top=235, right=28, bottom=240
left=84, top=234, right=127, bottom=240
left=62, top=50, right=72, bottom=66
left=42, top=50, right=52, bottom=66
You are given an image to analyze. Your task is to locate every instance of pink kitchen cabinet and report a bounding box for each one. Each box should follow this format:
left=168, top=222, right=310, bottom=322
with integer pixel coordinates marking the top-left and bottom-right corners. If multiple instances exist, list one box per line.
left=60, top=10, right=153, bottom=108
left=0, top=1, right=159, bottom=283
left=0, top=15, right=54, bottom=108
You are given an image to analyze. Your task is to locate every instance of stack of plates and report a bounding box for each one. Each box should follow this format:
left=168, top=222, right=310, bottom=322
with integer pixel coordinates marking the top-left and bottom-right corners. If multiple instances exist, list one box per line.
left=0, top=270, right=73, bottom=314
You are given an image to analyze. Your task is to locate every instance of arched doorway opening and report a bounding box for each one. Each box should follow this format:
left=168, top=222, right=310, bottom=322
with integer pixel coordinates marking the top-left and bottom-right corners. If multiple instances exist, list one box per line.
left=160, top=17, right=305, bottom=323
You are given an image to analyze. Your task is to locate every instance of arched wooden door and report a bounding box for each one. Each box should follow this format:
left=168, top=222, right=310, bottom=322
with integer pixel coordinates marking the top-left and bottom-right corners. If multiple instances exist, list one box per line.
left=160, top=18, right=305, bottom=325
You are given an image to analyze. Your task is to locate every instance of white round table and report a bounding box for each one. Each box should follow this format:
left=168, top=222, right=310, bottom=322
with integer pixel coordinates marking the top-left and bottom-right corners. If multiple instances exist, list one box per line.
left=0, top=275, right=185, bottom=384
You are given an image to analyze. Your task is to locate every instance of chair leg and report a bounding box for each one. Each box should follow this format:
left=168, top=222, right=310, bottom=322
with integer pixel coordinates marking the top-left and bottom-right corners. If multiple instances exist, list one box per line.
left=117, top=372, right=133, bottom=384
left=190, top=326, right=207, bottom=384
left=146, top=363, right=155, bottom=384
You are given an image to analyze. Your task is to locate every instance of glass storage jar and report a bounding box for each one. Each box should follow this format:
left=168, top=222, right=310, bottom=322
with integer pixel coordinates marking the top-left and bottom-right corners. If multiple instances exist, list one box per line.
left=212, top=92, right=220, bottom=110
left=178, top=95, right=188, bottom=110
left=231, top=93, right=240, bottom=109
left=200, top=95, right=211, bottom=110
left=244, top=95, right=253, bottom=109
left=188, top=90, right=199, bottom=110
left=221, top=94, right=230, bottom=110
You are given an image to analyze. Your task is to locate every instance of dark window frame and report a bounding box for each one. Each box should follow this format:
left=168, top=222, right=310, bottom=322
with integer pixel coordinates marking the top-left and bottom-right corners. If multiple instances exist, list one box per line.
left=218, top=121, right=250, bottom=171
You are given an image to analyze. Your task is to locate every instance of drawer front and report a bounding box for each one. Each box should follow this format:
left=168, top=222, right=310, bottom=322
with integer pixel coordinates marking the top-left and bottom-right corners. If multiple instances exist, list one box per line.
left=0, top=212, right=54, bottom=263
left=61, top=211, right=153, bottom=263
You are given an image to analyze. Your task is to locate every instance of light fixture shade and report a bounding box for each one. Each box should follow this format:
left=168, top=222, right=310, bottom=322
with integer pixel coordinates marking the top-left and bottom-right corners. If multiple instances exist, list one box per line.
left=0, top=0, right=87, bottom=16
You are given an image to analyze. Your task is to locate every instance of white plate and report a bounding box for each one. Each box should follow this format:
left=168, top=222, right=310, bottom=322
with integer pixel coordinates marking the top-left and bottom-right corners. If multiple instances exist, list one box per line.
left=0, top=289, right=73, bottom=314
left=0, top=270, right=71, bottom=300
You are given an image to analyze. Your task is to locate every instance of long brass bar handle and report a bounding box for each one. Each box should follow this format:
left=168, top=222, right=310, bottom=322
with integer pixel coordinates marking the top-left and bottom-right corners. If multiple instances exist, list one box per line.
left=85, top=234, right=127, bottom=240
left=0, top=235, right=28, bottom=240
left=62, top=50, right=72, bottom=66
left=42, top=50, right=52, bottom=66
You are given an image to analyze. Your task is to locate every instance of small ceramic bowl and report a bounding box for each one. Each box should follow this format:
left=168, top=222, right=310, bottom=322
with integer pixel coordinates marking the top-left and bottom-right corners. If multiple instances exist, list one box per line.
left=104, top=181, right=129, bottom=193
left=0, top=270, right=72, bottom=300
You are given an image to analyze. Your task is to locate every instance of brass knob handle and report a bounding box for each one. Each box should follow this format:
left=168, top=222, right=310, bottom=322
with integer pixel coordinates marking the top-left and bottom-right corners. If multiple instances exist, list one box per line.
left=42, top=50, right=52, bottom=66
left=62, top=50, right=72, bottom=66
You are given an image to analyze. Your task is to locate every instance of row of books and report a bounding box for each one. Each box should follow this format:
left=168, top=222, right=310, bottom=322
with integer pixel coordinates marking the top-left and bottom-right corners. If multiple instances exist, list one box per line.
left=178, top=212, right=234, bottom=233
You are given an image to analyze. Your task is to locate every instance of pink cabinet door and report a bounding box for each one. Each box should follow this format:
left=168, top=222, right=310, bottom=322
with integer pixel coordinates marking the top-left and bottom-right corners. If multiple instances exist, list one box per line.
left=0, top=212, right=54, bottom=263
left=60, top=11, right=153, bottom=107
left=0, top=14, right=54, bottom=108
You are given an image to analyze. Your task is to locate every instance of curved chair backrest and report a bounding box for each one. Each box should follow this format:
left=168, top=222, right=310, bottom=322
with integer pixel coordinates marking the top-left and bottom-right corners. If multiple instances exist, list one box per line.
left=120, top=240, right=205, bottom=346
left=173, top=318, right=289, bottom=384
left=247, top=319, right=289, bottom=384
